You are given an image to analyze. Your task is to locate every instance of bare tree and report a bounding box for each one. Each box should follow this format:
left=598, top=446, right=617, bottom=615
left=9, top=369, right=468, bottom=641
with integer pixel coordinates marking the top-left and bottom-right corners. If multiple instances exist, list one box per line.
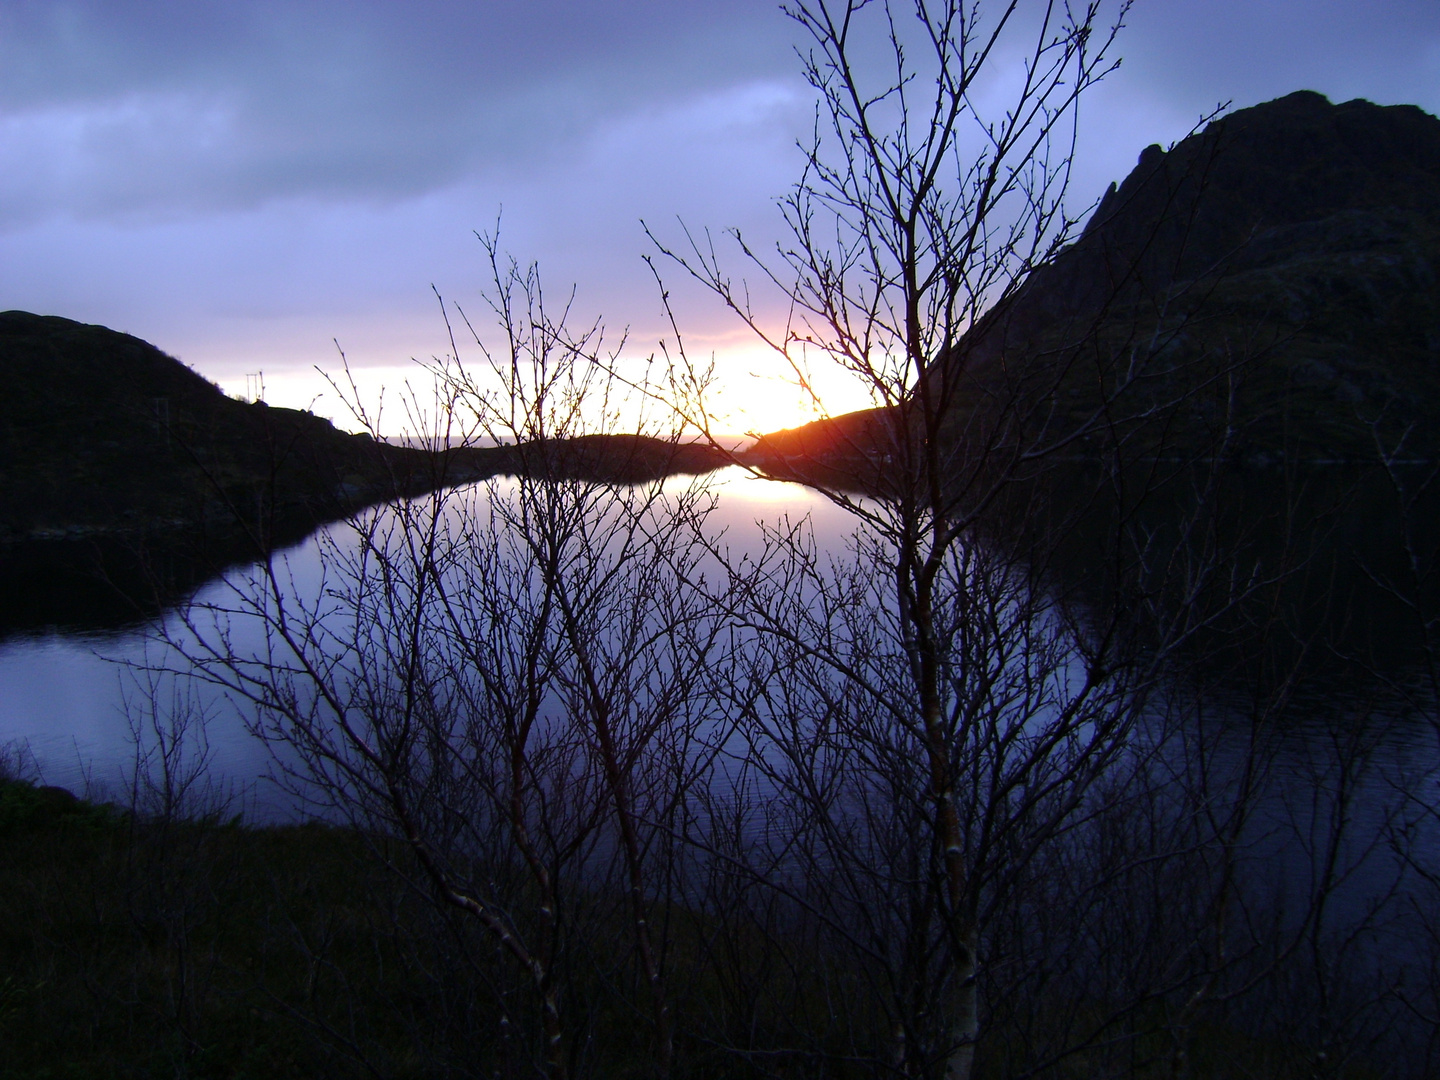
left=120, top=5, right=1434, bottom=1077
left=162, top=239, right=726, bottom=1079
left=642, top=2, right=1286, bottom=1076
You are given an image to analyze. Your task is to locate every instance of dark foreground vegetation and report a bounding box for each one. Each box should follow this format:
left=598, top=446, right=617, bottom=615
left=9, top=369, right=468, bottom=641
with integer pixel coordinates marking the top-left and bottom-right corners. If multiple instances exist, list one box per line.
left=3, top=757, right=1433, bottom=1080
left=2, top=778, right=387, bottom=1078
left=10, top=5, right=1440, bottom=1080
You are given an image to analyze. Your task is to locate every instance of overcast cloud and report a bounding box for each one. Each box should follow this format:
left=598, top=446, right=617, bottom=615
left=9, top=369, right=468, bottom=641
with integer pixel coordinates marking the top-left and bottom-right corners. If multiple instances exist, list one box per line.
left=0, top=0, right=795, bottom=219
left=1, top=0, right=1437, bottom=429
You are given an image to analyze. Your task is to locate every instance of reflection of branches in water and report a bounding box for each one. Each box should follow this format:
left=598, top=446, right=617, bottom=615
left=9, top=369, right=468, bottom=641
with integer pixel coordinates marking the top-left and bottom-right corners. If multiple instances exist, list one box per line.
left=152, top=237, right=735, bottom=1080
left=50, top=451, right=1433, bottom=1079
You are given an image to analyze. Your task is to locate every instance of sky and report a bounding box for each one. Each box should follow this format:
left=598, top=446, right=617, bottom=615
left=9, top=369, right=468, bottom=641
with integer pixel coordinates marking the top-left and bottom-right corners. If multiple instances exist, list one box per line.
left=2, top=0, right=1438, bottom=435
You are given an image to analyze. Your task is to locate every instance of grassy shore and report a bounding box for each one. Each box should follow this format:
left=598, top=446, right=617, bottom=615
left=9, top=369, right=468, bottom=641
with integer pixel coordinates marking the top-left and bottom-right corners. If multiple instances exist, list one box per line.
left=1, top=779, right=456, bottom=1079
left=3, top=776, right=1394, bottom=1080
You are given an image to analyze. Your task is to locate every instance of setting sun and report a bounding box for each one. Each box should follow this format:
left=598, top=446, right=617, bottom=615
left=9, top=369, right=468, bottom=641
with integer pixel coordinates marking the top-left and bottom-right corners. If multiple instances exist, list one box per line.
left=659, top=340, right=882, bottom=438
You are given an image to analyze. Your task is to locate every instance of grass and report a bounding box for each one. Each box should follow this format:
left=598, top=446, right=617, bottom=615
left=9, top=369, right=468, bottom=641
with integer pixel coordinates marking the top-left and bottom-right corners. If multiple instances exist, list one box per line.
left=0, top=774, right=1405, bottom=1079
left=0, top=779, right=444, bottom=1078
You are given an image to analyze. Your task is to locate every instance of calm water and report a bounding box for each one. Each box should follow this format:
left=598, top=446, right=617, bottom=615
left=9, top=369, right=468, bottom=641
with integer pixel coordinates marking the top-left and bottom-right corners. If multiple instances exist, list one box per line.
left=3, top=463, right=1438, bottom=826
left=4, top=462, right=1439, bottom=1072
left=0, top=468, right=854, bottom=815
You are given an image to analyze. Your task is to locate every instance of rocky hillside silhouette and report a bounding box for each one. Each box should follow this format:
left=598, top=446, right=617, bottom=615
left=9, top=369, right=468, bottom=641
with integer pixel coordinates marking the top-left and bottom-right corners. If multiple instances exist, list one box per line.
left=755, top=92, right=1440, bottom=468
left=0, top=311, right=483, bottom=545
left=0, top=312, right=729, bottom=634
left=986, top=90, right=1440, bottom=460
left=0, top=312, right=729, bottom=546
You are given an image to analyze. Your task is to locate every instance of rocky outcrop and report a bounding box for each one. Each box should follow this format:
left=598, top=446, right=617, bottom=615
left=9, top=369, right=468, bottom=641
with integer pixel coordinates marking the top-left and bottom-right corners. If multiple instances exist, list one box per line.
left=956, top=91, right=1440, bottom=461
left=755, top=92, right=1440, bottom=467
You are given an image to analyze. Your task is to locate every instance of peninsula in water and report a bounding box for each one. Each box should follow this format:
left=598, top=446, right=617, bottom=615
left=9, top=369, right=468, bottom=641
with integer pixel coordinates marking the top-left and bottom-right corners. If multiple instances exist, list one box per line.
left=0, top=310, right=727, bottom=633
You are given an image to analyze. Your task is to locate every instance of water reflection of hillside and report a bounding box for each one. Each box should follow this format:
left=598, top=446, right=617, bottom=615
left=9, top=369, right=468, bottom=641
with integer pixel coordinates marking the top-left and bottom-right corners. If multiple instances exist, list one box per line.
left=13, top=456, right=1440, bottom=686
left=6, top=460, right=1440, bottom=1074
left=0, top=437, right=733, bottom=640
left=0, top=517, right=322, bottom=641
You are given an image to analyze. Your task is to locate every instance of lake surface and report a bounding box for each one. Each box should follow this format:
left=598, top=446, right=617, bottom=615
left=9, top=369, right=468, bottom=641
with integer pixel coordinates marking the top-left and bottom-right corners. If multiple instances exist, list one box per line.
left=3, top=462, right=1439, bottom=833
left=5, top=464, right=1440, bottom=809
left=0, top=467, right=857, bottom=815
left=6, top=460, right=1440, bottom=1071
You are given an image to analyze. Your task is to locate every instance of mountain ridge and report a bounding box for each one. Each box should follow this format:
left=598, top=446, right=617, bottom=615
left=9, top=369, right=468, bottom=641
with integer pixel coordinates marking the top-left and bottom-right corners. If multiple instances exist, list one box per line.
left=0, top=311, right=731, bottom=551
left=751, top=91, right=1440, bottom=471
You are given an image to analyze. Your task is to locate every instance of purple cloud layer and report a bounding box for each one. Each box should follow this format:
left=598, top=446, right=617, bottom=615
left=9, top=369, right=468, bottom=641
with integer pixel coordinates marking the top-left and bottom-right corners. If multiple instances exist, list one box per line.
left=1, top=0, right=1436, bottom=427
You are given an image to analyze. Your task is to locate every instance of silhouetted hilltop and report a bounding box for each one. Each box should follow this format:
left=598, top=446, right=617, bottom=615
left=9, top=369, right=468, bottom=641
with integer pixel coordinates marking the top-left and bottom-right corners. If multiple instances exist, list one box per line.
left=757, top=92, right=1440, bottom=467
left=0, top=312, right=728, bottom=633
left=973, top=92, right=1440, bottom=461
left=1073, top=90, right=1440, bottom=302
left=0, top=311, right=480, bottom=544
left=492, top=433, right=729, bottom=485
left=0, top=312, right=728, bottom=548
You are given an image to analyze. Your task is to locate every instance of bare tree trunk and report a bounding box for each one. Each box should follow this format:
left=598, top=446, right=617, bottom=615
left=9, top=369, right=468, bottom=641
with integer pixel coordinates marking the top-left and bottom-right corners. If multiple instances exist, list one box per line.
left=643, top=4, right=1271, bottom=1076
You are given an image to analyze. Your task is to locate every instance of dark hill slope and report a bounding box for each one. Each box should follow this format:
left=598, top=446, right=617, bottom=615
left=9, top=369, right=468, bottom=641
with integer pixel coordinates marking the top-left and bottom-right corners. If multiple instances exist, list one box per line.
left=963, top=91, right=1440, bottom=460
left=0, top=311, right=469, bottom=543
left=1059, top=90, right=1439, bottom=307
left=0, top=312, right=729, bottom=634
left=0, top=312, right=730, bottom=545
left=753, top=92, right=1440, bottom=469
